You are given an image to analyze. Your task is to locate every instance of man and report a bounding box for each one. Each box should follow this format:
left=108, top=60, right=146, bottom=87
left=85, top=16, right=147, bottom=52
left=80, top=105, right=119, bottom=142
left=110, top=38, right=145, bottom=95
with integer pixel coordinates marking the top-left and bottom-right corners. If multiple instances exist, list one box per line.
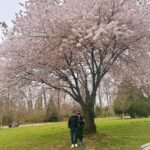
left=68, top=111, right=78, bottom=148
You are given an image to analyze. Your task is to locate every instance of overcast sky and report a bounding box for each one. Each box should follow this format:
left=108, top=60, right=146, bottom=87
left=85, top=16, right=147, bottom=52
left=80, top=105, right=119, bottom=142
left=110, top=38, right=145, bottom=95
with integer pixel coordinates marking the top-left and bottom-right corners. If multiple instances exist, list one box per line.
left=0, top=0, right=25, bottom=40
left=0, top=0, right=25, bottom=26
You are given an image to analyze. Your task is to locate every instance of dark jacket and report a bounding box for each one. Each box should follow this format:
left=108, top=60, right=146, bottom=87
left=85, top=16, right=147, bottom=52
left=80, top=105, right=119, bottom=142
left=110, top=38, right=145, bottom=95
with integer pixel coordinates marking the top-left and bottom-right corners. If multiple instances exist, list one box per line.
left=76, top=116, right=84, bottom=138
left=68, top=115, right=78, bottom=129
left=77, top=116, right=84, bottom=129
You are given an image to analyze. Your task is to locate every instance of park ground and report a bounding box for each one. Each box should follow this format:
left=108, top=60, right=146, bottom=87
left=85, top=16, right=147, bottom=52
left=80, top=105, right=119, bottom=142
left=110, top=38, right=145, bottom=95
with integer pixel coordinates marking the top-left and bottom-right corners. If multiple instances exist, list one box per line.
left=0, top=117, right=150, bottom=150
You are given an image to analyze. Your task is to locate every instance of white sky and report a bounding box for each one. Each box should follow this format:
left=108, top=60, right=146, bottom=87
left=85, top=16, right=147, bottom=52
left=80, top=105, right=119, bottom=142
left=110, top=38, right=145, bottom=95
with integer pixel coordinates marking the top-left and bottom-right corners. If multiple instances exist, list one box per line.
left=0, top=0, right=26, bottom=26
left=0, top=0, right=25, bottom=41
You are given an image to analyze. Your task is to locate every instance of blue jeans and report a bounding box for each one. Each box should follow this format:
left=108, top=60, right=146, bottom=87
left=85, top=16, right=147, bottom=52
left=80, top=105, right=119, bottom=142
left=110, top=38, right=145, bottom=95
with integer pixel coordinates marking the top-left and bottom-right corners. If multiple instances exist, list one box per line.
left=70, top=128, right=77, bottom=144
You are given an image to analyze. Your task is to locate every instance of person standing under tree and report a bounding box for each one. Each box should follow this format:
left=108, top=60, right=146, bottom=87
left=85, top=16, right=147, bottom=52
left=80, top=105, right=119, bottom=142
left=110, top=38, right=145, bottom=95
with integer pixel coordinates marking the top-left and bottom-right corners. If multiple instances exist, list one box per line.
left=68, top=111, right=78, bottom=148
left=76, top=112, right=84, bottom=145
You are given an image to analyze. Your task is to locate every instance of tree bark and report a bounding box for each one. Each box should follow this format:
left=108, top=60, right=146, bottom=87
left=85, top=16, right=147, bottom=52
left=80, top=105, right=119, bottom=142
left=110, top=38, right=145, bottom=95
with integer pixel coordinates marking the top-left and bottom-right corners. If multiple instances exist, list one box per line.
left=42, top=88, right=47, bottom=109
left=82, top=104, right=96, bottom=134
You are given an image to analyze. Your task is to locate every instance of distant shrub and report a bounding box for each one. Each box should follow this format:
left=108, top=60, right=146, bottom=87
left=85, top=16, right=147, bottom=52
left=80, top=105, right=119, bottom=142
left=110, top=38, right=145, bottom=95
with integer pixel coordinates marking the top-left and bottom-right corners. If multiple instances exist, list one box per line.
left=113, top=101, right=123, bottom=115
left=126, top=100, right=150, bottom=118
left=113, top=93, right=150, bottom=118
left=25, top=110, right=45, bottom=123
left=45, top=100, right=60, bottom=122
left=2, top=115, right=11, bottom=125
left=101, top=110, right=114, bottom=117
left=46, top=113, right=59, bottom=122
left=94, top=106, right=103, bottom=117
left=94, top=106, right=114, bottom=118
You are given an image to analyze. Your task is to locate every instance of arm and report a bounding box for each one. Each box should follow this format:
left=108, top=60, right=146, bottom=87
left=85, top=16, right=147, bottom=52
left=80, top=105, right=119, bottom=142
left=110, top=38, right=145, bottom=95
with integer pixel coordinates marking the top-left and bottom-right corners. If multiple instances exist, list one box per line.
left=82, top=117, right=85, bottom=128
left=68, top=117, right=71, bottom=128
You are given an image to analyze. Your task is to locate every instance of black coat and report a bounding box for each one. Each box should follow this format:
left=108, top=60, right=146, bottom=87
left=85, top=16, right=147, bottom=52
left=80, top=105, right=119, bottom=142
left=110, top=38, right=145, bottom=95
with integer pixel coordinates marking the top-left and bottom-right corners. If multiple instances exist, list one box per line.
left=68, top=115, right=78, bottom=129
left=76, top=116, right=84, bottom=138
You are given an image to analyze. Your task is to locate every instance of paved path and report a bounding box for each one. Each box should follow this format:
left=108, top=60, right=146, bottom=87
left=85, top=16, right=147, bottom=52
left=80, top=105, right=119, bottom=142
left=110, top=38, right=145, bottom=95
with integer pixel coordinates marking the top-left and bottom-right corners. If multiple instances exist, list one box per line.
left=0, top=122, right=59, bottom=128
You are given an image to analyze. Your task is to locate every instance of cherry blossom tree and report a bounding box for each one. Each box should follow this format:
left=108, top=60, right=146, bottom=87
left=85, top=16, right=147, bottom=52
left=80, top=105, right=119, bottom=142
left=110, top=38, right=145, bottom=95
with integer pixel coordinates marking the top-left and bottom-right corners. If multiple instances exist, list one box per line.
left=114, top=52, right=150, bottom=103
left=0, top=0, right=150, bottom=133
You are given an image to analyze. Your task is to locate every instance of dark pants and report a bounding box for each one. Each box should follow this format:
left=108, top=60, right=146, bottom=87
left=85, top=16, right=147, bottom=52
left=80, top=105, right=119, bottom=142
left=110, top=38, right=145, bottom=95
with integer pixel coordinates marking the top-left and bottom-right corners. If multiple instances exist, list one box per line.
left=70, top=128, right=77, bottom=144
left=77, top=128, right=83, bottom=144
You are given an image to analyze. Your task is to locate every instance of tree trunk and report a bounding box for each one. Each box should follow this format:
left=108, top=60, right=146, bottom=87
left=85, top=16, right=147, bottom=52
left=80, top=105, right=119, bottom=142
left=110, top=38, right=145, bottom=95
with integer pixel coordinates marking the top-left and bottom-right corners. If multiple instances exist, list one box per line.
left=0, top=99, right=2, bottom=128
left=82, top=105, right=96, bottom=134
left=98, top=86, right=102, bottom=108
left=42, top=88, right=47, bottom=109
left=28, top=87, right=33, bottom=110
left=57, top=90, right=61, bottom=111
left=0, top=110, right=2, bottom=128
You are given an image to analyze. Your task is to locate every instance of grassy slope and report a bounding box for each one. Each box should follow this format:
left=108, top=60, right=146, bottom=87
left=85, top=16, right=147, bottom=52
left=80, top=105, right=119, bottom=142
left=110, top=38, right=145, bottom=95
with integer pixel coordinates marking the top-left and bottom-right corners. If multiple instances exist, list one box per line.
left=0, top=118, right=150, bottom=150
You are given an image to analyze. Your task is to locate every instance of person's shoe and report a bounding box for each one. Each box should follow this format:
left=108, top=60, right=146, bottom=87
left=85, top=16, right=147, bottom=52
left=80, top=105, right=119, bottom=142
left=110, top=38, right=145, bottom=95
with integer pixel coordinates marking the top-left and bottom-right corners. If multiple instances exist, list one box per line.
left=71, top=144, right=74, bottom=148
left=74, top=144, right=78, bottom=148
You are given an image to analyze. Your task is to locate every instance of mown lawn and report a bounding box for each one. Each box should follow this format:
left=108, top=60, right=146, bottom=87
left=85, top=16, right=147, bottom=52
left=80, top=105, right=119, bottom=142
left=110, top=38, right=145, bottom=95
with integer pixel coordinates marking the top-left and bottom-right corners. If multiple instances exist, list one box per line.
left=0, top=117, right=150, bottom=150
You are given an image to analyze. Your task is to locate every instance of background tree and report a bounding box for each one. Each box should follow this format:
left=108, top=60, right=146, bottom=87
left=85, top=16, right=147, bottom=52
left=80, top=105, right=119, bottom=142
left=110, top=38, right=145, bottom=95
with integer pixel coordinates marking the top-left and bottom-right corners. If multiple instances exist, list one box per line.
left=113, top=77, right=150, bottom=118
left=45, top=98, right=59, bottom=122
left=126, top=98, right=150, bottom=118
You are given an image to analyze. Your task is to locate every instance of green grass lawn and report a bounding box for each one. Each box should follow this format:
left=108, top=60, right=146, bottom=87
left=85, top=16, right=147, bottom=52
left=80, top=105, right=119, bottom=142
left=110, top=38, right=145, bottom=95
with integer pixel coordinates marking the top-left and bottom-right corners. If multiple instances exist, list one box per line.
left=0, top=117, right=150, bottom=150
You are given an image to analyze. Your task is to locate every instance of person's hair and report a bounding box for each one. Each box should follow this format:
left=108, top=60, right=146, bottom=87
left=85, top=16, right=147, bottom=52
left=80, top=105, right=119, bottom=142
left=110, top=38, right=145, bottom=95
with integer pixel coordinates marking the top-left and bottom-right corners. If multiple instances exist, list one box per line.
left=72, top=110, right=76, bottom=114
left=77, top=112, right=81, bottom=115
